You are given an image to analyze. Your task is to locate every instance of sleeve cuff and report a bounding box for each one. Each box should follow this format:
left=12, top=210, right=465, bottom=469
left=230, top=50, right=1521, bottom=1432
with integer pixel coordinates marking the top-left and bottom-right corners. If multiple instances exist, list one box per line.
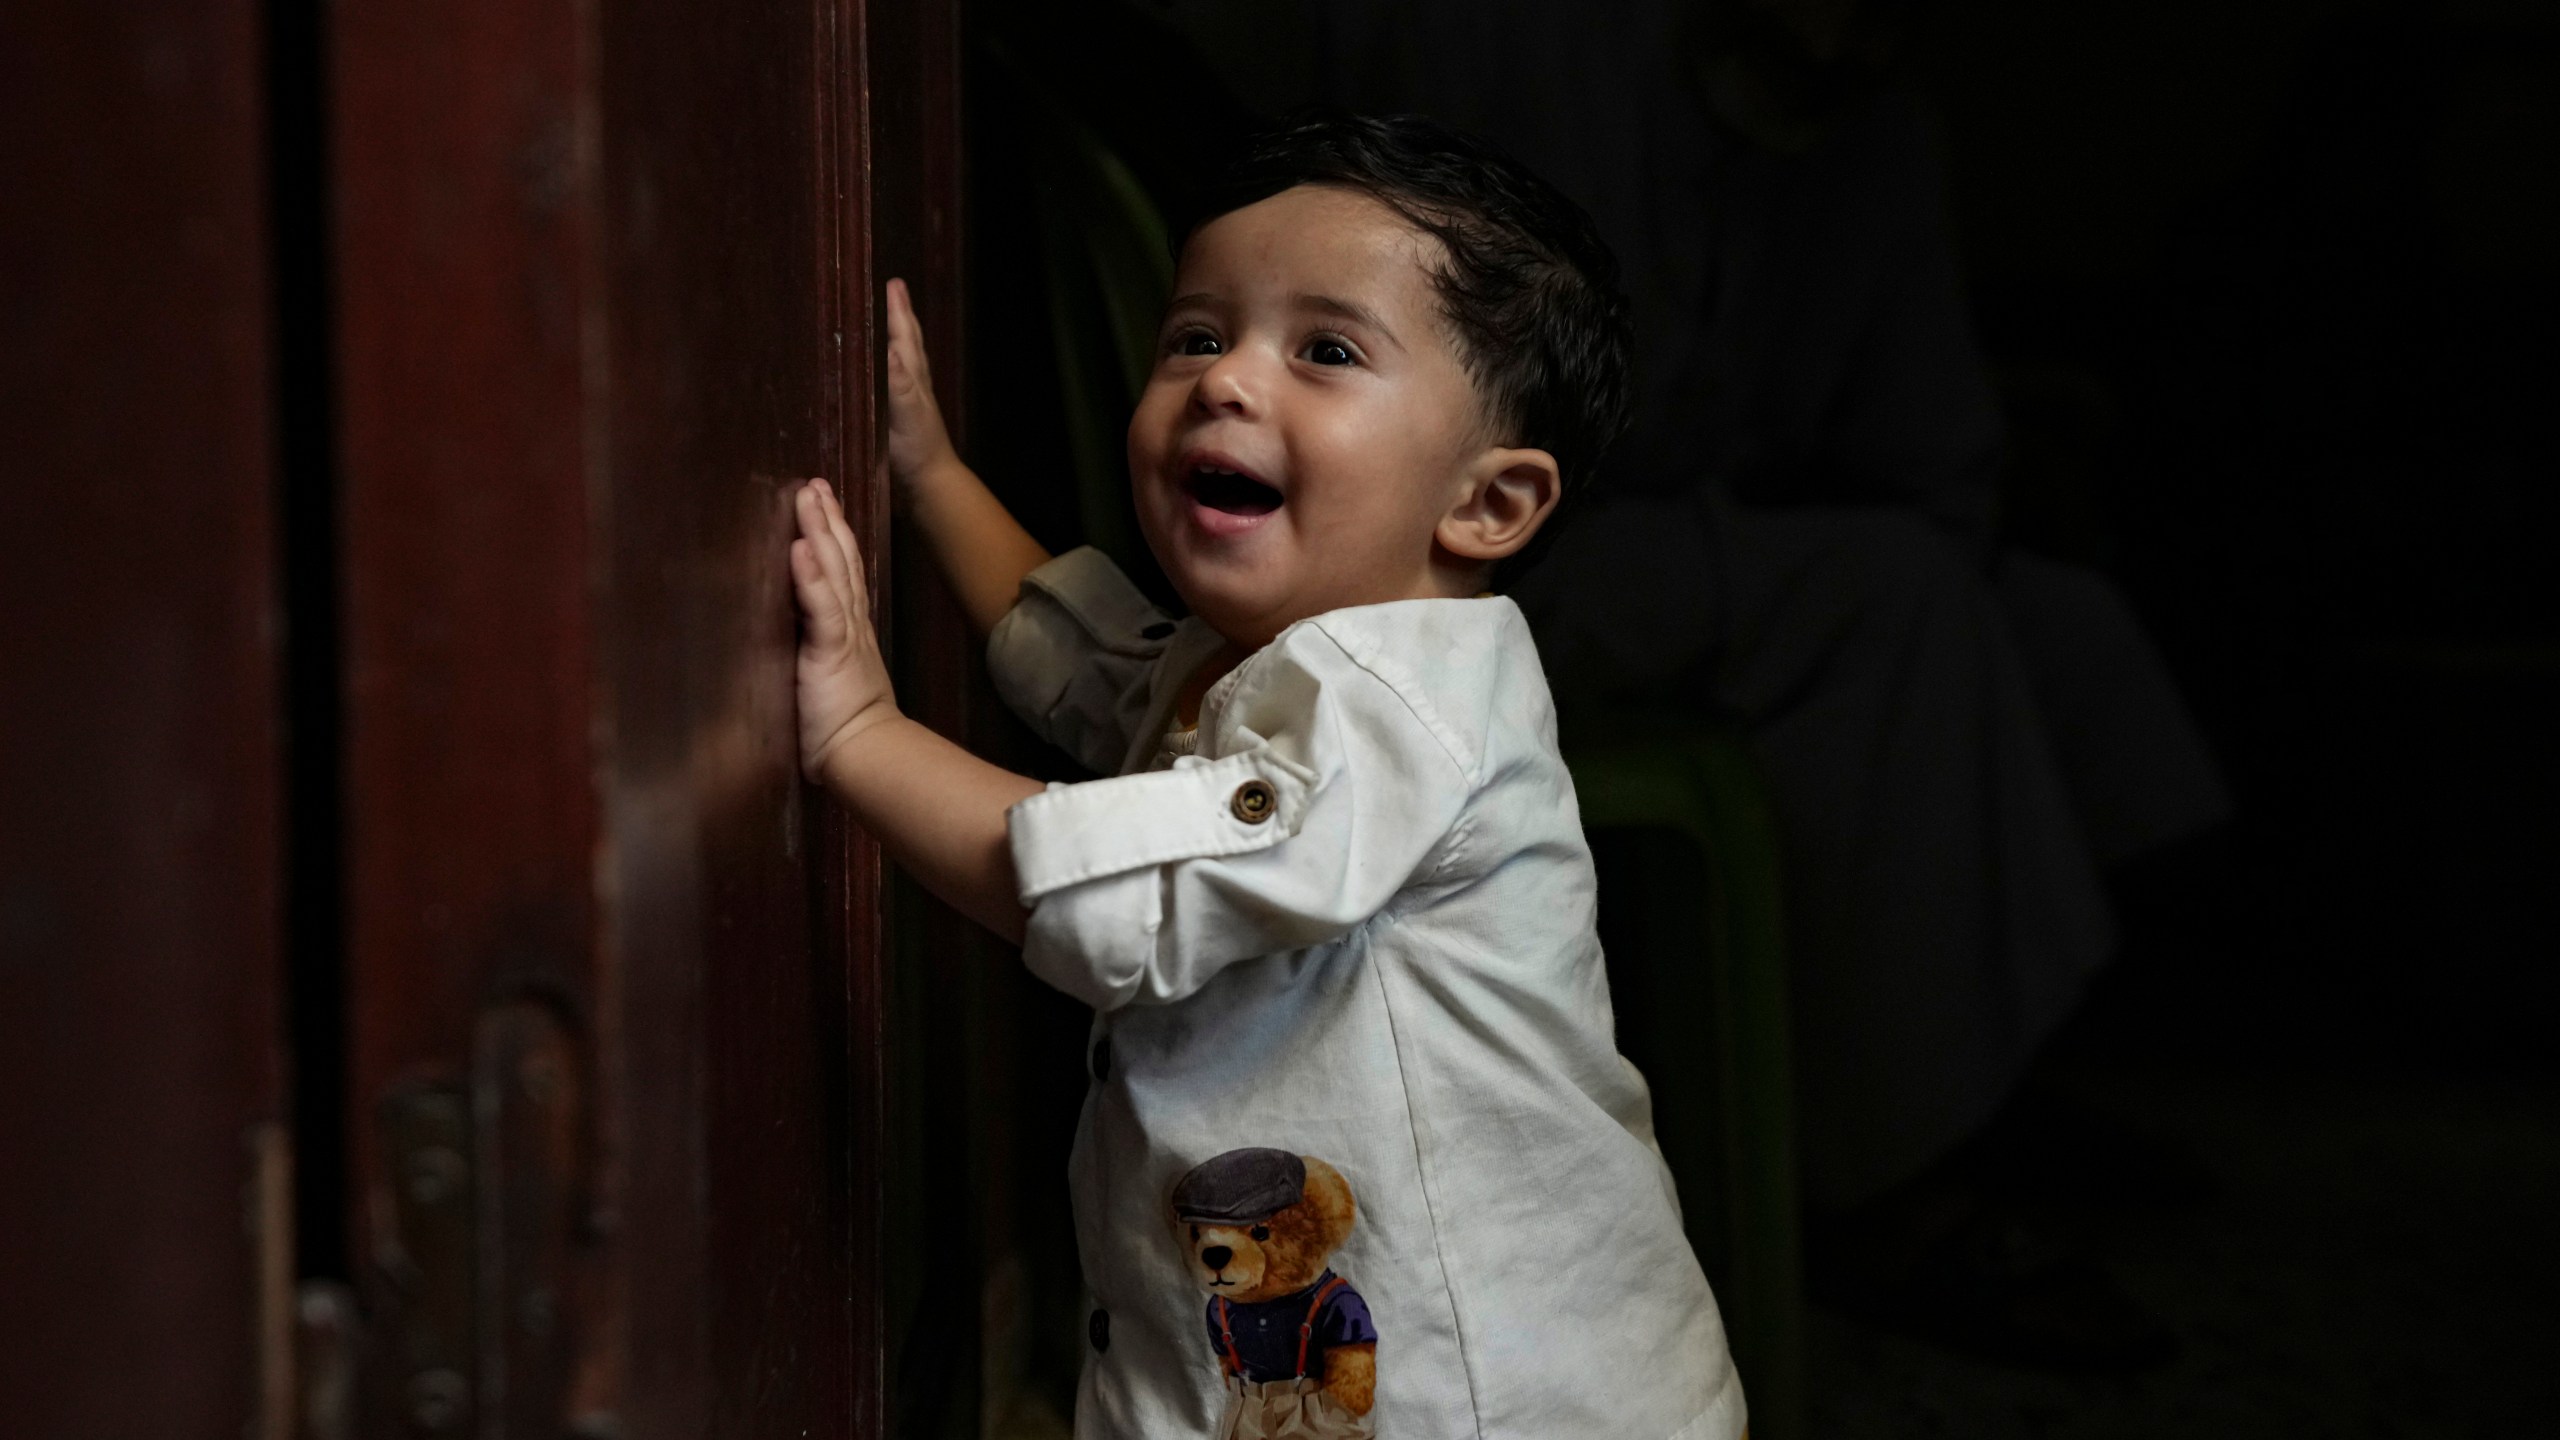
left=1014, top=547, right=1168, bottom=657
left=1006, top=750, right=1317, bottom=903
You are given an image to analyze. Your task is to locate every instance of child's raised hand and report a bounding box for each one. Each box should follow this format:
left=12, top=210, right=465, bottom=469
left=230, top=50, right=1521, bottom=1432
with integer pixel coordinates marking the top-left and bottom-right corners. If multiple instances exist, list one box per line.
left=863, top=277, right=1050, bottom=638
left=790, top=477, right=896, bottom=782
left=882, top=277, right=959, bottom=503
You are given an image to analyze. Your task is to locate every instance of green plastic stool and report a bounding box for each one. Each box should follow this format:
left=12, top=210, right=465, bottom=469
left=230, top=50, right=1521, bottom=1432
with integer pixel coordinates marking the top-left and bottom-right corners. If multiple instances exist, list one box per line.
left=1569, top=725, right=1805, bottom=1439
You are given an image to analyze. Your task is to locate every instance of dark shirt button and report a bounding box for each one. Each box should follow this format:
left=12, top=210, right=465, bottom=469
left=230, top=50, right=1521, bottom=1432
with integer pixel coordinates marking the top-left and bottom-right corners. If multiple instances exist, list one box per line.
left=1089, top=1035, right=1111, bottom=1082
left=1088, top=1307, right=1111, bottom=1353
left=1230, top=779, right=1276, bottom=825
left=1141, top=621, right=1176, bottom=640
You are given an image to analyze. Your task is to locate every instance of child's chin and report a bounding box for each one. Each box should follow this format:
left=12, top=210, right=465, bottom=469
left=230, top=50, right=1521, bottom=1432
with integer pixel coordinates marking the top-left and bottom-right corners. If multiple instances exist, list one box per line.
left=1189, top=602, right=1289, bottom=650
left=1164, top=572, right=1282, bottom=643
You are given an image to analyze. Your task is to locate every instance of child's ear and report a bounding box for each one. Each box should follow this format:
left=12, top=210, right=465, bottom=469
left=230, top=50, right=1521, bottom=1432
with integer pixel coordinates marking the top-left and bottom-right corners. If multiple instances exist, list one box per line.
left=1437, top=446, right=1562, bottom=563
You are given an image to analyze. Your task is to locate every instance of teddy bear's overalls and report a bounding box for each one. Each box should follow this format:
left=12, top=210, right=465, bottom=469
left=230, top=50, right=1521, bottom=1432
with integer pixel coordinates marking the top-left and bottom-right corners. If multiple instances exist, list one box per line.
left=990, top=549, right=1749, bottom=1440
left=1212, top=1274, right=1374, bottom=1440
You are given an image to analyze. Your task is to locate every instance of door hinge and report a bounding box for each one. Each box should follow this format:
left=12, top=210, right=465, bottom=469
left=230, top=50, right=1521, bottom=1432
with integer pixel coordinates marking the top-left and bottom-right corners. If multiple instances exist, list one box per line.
left=365, top=997, right=603, bottom=1438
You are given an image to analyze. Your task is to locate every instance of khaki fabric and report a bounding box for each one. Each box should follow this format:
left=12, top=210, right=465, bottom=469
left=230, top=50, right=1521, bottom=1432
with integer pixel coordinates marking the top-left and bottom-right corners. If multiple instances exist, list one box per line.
left=1218, top=1377, right=1375, bottom=1440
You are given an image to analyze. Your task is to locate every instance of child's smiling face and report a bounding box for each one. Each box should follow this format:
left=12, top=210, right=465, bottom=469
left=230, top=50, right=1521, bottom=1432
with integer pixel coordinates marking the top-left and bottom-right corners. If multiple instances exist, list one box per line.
left=1128, top=184, right=1549, bottom=648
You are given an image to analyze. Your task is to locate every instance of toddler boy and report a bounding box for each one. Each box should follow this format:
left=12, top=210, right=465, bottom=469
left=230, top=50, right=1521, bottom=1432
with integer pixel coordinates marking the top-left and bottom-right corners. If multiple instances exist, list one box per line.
left=789, top=113, right=1743, bottom=1440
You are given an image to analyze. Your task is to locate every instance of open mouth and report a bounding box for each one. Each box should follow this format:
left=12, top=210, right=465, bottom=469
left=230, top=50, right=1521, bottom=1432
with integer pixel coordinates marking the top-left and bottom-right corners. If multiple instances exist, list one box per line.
left=1183, top=462, right=1283, bottom=518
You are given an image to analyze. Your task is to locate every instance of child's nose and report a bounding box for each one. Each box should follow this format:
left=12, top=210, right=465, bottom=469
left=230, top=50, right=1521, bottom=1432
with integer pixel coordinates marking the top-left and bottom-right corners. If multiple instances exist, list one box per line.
left=1191, top=353, right=1259, bottom=417
left=1200, top=1245, right=1233, bottom=1271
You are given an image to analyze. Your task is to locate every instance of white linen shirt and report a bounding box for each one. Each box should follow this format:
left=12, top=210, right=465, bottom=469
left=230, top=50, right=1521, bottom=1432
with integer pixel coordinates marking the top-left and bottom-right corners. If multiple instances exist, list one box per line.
left=991, top=548, right=1746, bottom=1440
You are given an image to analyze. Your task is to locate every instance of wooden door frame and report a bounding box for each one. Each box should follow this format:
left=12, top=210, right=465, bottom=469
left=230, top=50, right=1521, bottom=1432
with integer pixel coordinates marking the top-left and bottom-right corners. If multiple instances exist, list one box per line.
left=327, top=0, right=961, bottom=1433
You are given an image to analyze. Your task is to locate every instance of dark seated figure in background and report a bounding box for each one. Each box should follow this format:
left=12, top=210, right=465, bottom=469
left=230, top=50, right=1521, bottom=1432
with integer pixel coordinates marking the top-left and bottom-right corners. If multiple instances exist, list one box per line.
left=1168, top=0, right=2232, bottom=1369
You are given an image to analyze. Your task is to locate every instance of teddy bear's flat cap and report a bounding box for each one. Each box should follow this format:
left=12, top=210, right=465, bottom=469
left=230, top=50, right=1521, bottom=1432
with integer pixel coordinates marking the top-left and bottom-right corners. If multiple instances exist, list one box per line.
left=1171, top=1148, right=1305, bottom=1224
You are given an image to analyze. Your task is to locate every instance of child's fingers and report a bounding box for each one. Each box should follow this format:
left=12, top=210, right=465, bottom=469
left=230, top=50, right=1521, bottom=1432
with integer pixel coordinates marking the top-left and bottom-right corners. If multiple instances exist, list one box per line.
left=794, top=479, right=838, bottom=560
left=885, top=278, right=934, bottom=392
left=824, top=476, right=865, bottom=566
left=818, top=484, right=865, bottom=598
left=789, top=533, right=826, bottom=607
left=789, top=537, right=847, bottom=646
left=803, top=479, right=872, bottom=627
left=797, top=481, right=858, bottom=609
left=883, top=281, right=912, bottom=370
left=887, top=277, right=916, bottom=348
left=886, top=277, right=912, bottom=340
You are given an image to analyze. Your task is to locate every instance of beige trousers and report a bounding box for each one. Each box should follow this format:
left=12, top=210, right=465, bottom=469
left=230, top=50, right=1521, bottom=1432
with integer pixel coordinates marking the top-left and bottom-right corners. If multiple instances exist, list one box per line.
left=1216, top=1375, right=1374, bottom=1440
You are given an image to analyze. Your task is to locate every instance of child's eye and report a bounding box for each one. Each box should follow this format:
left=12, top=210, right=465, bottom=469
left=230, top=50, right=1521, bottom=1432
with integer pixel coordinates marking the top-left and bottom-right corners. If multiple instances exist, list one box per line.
left=1305, top=336, right=1355, bottom=367
left=1173, top=330, right=1222, bottom=357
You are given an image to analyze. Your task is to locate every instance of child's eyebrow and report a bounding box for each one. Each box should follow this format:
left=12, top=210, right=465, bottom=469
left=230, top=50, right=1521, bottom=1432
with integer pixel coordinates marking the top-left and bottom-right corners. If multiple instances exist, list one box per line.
left=1295, top=293, right=1403, bottom=351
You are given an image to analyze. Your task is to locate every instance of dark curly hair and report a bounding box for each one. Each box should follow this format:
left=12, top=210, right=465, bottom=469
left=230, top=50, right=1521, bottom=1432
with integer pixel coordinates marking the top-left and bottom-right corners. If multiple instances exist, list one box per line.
left=1181, top=111, right=1636, bottom=494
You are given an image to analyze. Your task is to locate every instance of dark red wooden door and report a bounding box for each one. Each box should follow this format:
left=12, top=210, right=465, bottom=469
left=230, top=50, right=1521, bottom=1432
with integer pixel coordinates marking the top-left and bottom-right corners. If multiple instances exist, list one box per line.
left=327, top=0, right=955, bottom=1434
left=0, top=2, right=957, bottom=1431
left=0, top=2, right=294, bottom=1435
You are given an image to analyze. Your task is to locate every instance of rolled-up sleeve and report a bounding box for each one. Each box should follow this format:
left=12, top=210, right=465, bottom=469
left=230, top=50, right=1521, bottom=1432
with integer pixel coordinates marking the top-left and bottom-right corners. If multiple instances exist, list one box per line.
left=985, top=547, right=1178, bottom=777
left=1006, top=625, right=1472, bottom=1012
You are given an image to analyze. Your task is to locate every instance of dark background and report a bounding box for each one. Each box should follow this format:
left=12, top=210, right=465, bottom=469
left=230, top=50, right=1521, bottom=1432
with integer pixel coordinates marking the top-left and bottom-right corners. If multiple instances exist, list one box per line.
left=1916, top=0, right=2560, bottom=1068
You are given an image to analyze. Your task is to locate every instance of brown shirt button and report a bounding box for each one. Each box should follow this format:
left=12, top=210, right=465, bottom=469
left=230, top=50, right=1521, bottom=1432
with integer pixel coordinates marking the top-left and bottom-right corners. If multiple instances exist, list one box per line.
left=1230, top=778, right=1276, bottom=825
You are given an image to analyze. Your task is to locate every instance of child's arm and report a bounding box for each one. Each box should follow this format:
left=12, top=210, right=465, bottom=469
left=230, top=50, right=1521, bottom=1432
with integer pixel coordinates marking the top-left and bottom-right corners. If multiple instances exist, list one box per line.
left=791, top=476, right=1041, bottom=941
left=880, top=277, right=1052, bottom=634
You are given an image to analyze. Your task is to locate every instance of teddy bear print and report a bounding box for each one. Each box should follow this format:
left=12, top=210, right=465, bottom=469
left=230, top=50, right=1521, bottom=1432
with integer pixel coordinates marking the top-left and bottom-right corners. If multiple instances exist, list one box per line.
left=1172, top=1148, right=1380, bottom=1439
